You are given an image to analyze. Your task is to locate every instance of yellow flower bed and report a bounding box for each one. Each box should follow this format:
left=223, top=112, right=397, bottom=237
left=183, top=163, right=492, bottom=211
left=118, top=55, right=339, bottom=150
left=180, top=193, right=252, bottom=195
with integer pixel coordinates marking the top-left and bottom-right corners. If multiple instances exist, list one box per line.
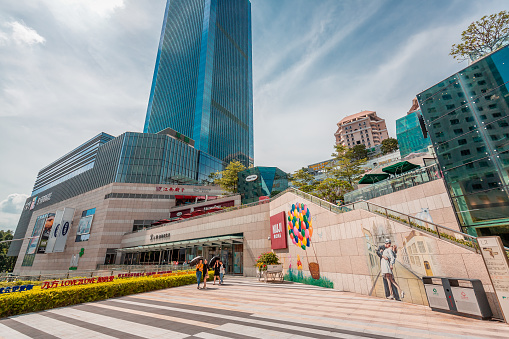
left=0, top=271, right=213, bottom=318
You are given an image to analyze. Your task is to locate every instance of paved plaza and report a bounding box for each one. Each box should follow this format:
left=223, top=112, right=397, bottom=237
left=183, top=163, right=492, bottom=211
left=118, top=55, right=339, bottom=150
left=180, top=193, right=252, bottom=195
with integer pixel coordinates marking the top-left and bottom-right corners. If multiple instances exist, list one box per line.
left=1, top=277, right=508, bottom=339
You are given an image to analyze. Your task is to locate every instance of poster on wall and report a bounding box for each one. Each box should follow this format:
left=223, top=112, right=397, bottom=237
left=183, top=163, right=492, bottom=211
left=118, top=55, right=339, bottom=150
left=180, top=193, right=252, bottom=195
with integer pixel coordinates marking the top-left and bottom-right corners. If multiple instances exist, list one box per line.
left=270, top=211, right=287, bottom=250
left=478, top=236, right=509, bottom=323
left=53, top=208, right=75, bottom=253
left=44, top=209, right=64, bottom=253
left=25, top=214, right=48, bottom=255
left=75, top=215, right=94, bottom=242
left=37, top=213, right=55, bottom=253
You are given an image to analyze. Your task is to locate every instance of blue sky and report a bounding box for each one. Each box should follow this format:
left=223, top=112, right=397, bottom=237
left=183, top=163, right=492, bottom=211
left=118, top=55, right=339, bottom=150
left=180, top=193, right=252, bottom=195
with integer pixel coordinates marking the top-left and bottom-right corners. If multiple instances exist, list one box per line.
left=0, top=0, right=508, bottom=230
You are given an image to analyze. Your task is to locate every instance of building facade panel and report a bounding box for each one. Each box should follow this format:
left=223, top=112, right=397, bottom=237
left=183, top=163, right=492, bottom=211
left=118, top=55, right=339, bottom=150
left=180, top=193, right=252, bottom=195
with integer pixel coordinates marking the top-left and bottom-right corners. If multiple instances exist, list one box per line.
left=417, top=46, right=509, bottom=243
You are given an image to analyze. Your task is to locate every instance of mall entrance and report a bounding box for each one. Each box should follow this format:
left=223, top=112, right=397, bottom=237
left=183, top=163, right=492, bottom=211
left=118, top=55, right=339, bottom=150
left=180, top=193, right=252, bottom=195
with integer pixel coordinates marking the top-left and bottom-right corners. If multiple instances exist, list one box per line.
left=119, top=235, right=244, bottom=275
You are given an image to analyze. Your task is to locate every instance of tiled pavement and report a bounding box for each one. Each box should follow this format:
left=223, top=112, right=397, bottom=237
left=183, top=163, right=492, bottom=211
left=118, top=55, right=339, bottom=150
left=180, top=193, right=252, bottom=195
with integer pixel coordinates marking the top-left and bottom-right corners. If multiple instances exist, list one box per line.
left=1, top=277, right=509, bottom=339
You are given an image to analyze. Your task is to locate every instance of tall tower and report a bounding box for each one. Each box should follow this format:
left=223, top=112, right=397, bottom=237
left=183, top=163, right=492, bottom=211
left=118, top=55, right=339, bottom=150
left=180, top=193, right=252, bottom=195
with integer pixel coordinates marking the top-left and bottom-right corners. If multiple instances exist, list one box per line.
left=144, top=0, right=254, bottom=167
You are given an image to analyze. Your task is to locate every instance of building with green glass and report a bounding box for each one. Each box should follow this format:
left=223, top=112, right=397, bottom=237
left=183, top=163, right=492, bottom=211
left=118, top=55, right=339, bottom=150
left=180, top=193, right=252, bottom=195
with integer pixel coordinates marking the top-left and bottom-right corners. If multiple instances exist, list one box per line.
left=417, top=46, right=509, bottom=244
left=237, top=167, right=289, bottom=204
left=396, top=109, right=432, bottom=158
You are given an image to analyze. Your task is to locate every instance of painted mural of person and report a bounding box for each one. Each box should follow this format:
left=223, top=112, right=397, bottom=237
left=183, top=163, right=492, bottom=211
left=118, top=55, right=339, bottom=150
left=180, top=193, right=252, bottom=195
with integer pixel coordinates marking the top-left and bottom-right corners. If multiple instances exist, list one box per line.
left=381, top=244, right=405, bottom=300
left=377, top=239, right=400, bottom=300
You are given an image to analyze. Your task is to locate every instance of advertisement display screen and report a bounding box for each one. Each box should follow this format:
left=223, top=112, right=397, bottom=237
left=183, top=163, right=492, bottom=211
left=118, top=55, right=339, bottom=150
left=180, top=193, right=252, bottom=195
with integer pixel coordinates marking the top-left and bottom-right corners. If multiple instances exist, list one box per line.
left=75, top=215, right=94, bottom=242
left=37, top=213, right=55, bottom=253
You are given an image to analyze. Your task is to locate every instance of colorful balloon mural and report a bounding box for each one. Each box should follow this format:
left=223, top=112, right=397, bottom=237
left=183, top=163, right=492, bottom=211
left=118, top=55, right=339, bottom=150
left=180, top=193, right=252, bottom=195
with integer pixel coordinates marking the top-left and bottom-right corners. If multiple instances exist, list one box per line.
left=287, top=203, right=312, bottom=250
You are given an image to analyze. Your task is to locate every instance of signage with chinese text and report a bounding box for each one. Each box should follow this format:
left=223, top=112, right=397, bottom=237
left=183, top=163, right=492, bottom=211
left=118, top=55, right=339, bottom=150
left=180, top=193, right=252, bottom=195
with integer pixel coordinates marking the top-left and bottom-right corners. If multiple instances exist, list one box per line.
left=478, top=236, right=509, bottom=323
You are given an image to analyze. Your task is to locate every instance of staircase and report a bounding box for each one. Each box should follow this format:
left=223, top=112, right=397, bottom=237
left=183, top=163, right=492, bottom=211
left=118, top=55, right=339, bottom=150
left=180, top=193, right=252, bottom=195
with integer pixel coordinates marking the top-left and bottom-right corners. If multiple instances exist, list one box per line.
left=273, top=188, right=488, bottom=254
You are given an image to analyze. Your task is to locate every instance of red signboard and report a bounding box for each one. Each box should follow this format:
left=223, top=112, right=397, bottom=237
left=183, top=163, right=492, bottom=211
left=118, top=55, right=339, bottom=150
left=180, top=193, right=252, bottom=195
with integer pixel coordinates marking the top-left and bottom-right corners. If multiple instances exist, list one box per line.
left=270, top=211, right=287, bottom=250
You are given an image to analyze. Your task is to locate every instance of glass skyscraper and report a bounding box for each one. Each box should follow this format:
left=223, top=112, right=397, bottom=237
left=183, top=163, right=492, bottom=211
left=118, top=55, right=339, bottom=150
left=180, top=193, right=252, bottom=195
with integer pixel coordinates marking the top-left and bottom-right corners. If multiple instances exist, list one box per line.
left=144, top=0, right=254, bottom=168
left=417, top=46, right=509, bottom=244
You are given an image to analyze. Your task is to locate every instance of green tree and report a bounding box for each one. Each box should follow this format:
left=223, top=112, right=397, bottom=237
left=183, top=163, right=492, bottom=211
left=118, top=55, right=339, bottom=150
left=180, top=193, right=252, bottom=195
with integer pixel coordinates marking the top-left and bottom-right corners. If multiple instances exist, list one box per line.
left=380, top=138, right=399, bottom=155
left=201, top=171, right=220, bottom=185
left=215, top=160, right=246, bottom=193
left=289, top=168, right=318, bottom=193
left=331, top=144, right=366, bottom=186
left=450, top=11, right=509, bottom=61
left=0, top=230, right=16, bottom=273
left=350, top=144, right=369, bottom=161
left=314, top=178, right=352, bottom=204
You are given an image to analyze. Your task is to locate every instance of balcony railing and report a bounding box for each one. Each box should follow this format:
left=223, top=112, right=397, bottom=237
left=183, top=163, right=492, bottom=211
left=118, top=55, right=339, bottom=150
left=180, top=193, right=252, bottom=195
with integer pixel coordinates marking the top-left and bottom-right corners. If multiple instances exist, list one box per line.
left=344, top=164, right=441, bottom=203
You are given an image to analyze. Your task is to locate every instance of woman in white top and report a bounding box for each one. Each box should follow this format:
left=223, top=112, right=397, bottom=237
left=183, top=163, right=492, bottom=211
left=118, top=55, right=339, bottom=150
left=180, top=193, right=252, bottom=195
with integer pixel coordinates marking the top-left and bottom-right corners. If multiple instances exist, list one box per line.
left=381, top=245, right=404, bottom=300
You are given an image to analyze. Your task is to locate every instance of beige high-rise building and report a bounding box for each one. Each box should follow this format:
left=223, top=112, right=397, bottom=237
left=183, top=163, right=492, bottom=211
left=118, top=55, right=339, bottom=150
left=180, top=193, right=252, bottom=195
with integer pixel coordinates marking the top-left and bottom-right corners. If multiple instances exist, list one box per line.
left=334, top=110, right=389, bottom=148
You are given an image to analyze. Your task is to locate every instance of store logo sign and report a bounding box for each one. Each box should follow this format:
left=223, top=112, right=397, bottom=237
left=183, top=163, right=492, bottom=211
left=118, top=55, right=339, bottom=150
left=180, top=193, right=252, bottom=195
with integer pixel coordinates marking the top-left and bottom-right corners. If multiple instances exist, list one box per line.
left=270, top=211, right=287, bottom=250
left=62, top=222, right=69, bottom=236
left=150, top=232, right=171, bottom=241
left=54, top=224, right=60, bottom=237
left=246, top=175, right=258, bottom=182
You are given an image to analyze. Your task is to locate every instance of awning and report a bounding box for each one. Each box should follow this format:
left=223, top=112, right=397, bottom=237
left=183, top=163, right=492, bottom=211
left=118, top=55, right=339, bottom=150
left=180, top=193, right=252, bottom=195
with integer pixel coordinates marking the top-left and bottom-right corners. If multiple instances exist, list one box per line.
left=358, top=173, right=390, bottom=184
left=382, top=161, right=420, bottom=175
left=117, top=234, right=244, bottom=253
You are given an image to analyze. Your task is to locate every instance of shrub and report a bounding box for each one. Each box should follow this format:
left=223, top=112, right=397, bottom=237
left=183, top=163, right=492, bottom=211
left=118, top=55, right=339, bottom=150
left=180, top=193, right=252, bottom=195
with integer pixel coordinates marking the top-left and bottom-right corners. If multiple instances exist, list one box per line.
left=255, top=252, right=280, bottom=271
left=0, top=271, right=213, bottom=318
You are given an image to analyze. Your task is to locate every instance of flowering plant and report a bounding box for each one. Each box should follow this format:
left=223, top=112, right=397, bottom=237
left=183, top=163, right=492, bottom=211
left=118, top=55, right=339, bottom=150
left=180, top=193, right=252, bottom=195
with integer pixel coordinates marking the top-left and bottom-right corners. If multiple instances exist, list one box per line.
left=255, top=252, right=280, bottom=271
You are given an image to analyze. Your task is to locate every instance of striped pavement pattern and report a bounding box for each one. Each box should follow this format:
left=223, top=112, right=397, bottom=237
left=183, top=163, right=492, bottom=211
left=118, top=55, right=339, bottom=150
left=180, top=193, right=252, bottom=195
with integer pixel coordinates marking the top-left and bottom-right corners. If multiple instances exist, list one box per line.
left=1, top=277, right=508, bottom=339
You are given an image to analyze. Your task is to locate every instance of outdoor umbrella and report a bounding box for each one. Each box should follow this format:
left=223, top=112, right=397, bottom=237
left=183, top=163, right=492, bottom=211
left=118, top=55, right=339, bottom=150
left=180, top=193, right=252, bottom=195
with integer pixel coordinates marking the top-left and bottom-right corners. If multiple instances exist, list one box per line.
left=190, top=256, right=204, bottom=266
left=209, top=255, right=220, bottom=267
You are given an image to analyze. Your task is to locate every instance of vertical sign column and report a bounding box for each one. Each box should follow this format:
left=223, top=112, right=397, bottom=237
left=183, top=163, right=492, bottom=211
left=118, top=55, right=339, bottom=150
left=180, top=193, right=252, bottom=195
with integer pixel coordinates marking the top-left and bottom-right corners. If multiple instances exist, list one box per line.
left=53, top=208, right=75, bottom=253
left=45, top=209, right=64, bottom=254
left=478, top=236, right=509, bottom=323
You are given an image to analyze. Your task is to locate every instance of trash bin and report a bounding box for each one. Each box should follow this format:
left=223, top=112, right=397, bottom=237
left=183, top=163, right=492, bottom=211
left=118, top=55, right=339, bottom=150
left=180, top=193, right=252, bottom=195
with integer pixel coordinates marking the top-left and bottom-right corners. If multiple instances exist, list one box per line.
left=423, top=276, right=492, bottom=320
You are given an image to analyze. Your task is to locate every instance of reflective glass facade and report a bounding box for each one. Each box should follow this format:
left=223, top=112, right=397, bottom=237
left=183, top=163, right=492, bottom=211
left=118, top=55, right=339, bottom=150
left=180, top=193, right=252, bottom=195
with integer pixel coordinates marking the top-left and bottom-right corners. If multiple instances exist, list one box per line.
left=9, top=132, right=224, bottom=257
left=237, top=167, right=288, bottom=204
left=396, top=110, right=431, bottom=158
left=32, top=133, right=115, bottom=195
left=417, top=46, right=509, bottom=243
left=144, top=0, right=253, bottom=168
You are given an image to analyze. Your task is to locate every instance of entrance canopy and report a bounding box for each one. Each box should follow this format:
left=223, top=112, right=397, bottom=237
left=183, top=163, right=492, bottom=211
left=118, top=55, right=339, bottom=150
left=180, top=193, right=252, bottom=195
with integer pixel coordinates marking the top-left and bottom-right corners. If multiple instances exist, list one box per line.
left=358, top=173, right=390, bottom=184
left=382, top=161, right=420, bottom=175
left=117, top=234, right=244, bottom=253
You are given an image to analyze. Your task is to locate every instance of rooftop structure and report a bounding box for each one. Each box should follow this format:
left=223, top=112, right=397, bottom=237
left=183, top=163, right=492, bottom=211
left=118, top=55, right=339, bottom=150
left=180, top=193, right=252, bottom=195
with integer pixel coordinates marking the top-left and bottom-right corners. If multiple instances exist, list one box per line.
left=334, top=110, right=389, bottom=149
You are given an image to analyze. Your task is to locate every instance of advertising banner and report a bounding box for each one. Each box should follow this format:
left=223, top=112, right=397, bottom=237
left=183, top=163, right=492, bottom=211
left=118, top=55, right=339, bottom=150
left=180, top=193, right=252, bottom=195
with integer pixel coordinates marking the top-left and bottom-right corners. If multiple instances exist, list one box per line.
left=26, top=214, right=48, bottom=255
left=45, top=209, right=64, bottom=254
left=478, top=236, right=509, bottom=323
left=75, top=215, right=94, bottom=242
left=270, top=211, right=287, bottom=250
left=37, top=213, right=55, bottom=253
left=53, top=208, right=75, bottom=253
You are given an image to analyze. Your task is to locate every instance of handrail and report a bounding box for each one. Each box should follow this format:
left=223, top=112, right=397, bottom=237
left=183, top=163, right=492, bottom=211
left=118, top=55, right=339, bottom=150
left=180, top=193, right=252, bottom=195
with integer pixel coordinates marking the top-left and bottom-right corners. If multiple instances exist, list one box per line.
left=133, top=186, right=507, bottom=256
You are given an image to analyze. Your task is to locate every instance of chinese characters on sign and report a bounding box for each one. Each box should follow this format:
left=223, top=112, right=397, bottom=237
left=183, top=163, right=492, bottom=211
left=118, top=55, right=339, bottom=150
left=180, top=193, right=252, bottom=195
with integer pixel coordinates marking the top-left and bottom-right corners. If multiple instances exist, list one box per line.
left=156, top=186, right=185, bottom=192
left=41, top=276, right=114, bottom=289
left=150, top=232, right=171, bottom=241
left=0, top=285, right=34, bottom=294
left=478, top=236, right=509, bottom=323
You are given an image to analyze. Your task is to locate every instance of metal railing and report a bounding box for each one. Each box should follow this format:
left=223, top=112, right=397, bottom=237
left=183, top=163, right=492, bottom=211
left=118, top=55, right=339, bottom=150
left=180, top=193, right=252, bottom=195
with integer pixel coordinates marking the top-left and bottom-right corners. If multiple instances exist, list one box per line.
left=283, top=188, right=483, bottom=253
left=344, top=164, right=441, bottom=203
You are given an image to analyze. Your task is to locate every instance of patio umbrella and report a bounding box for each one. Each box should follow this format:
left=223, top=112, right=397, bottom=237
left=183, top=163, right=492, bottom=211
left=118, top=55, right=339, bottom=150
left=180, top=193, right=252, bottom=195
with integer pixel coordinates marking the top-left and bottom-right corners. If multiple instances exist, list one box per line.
left=190, top=256, right=204, bottom=266
left=209, top=255, right=220, bottom=267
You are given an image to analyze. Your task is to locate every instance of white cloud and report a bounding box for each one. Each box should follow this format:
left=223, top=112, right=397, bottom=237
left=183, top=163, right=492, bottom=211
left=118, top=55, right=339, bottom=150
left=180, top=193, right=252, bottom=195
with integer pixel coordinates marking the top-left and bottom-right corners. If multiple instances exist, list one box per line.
left=1, top=21, right=45, bottom=46
left=0, top=193, right=29, bottom=214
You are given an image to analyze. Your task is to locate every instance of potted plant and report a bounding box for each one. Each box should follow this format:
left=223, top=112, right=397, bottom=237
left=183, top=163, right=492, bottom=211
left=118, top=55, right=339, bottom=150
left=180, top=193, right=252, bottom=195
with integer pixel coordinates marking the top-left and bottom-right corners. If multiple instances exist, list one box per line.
left=255, top=252, right=280, bottom=279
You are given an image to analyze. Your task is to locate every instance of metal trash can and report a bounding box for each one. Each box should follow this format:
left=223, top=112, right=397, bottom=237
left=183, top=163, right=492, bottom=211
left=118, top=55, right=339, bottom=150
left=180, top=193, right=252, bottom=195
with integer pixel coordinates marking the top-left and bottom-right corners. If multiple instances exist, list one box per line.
left=423, top=276, right=492, bottom=320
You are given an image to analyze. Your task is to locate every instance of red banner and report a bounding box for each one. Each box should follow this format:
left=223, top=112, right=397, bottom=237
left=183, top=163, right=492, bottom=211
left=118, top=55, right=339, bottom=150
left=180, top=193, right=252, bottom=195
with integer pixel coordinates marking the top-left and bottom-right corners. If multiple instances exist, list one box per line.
left=270, top=211, right=287, bottom=250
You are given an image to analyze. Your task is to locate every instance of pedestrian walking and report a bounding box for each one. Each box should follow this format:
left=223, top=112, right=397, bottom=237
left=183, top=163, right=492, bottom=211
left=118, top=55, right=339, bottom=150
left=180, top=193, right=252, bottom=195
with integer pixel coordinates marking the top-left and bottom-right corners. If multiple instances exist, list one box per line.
left=219, top=261, right=225, bottom=285
left=196, top=259, right=203, bottom=289
left=203, top=259, right=209, bottom=289
left=213, top=260, right=220, bottom=285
